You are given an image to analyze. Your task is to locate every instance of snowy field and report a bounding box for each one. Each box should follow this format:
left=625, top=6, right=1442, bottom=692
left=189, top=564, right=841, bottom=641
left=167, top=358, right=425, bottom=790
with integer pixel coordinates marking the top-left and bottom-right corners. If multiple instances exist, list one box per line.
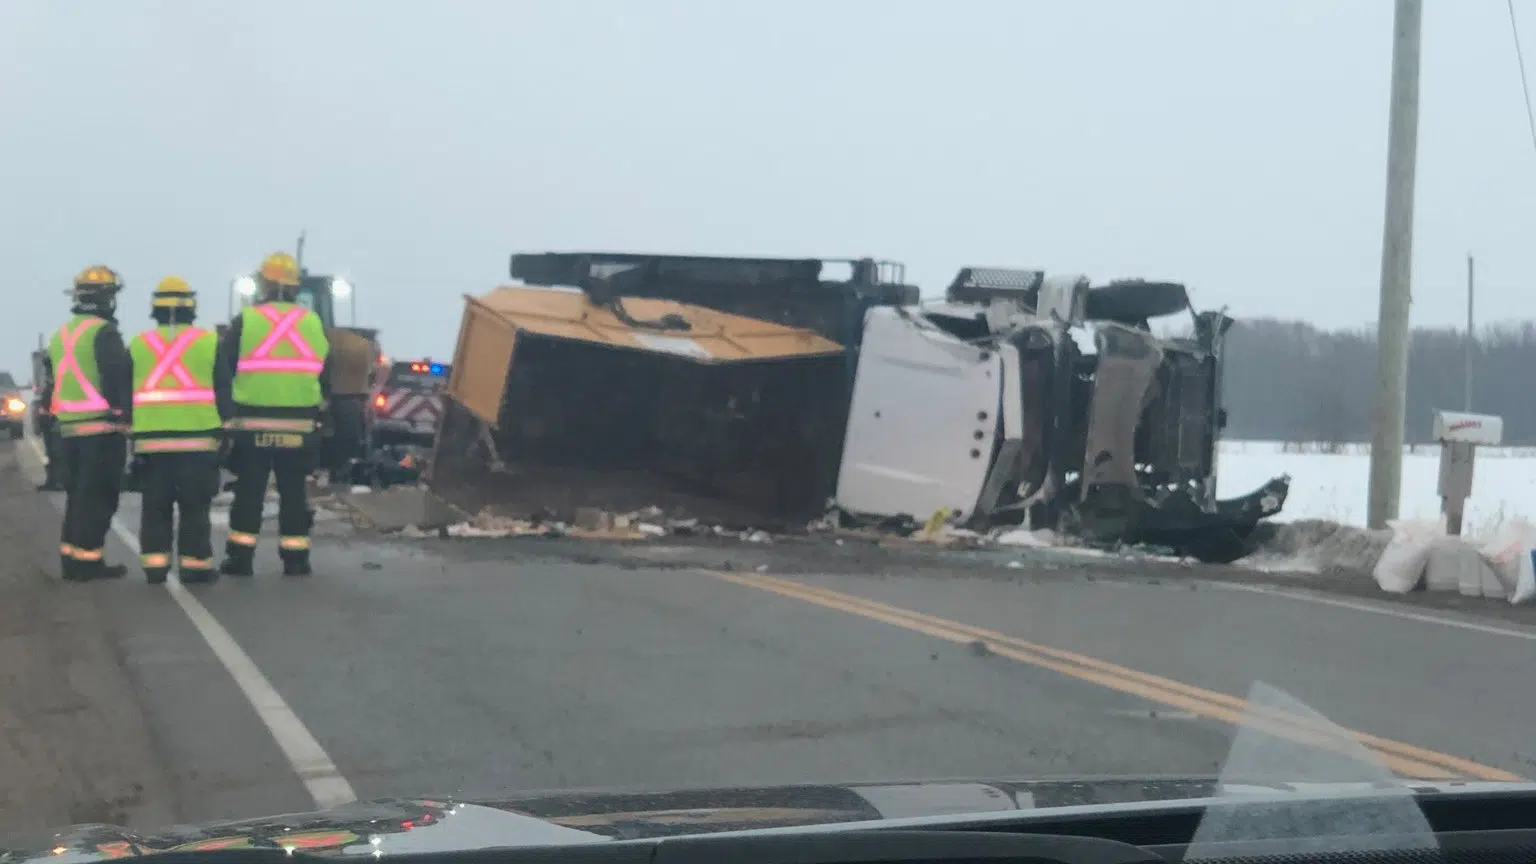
left=1216, top=440, right=1536, bottom=537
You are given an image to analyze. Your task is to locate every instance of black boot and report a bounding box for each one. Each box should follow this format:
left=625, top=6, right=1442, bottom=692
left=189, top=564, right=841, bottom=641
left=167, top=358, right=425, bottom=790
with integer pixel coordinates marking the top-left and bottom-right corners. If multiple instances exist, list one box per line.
left=61, top=555, right=84, bottom=582
left=280, top=549, right=312, bottom=577
left=219, top=547, right=254, bottom=577
left=281, top=510, right=314, bottom=577
left=144, top=567, right=169, bottom=585
left=73, top=560, right=126, bottom=581
left=179, top=567, right=217, bottom=585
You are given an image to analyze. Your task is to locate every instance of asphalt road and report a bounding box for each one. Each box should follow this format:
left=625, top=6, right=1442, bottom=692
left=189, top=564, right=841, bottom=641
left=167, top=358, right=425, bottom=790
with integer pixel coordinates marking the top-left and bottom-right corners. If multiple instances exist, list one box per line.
left=5, top=433, right=1536, bottom=840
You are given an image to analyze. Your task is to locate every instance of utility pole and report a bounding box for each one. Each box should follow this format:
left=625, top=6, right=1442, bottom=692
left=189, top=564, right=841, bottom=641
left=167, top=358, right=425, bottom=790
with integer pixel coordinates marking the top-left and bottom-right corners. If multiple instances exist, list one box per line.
left=1465, top=253, right=1475, bottom=411
left=1367, top=0, right=1424, bottom=529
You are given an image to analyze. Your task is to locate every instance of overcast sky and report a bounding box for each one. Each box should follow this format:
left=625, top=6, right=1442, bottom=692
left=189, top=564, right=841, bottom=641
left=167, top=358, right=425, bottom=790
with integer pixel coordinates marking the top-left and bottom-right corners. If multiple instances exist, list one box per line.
left=1, top=0, right=1531, bottom=375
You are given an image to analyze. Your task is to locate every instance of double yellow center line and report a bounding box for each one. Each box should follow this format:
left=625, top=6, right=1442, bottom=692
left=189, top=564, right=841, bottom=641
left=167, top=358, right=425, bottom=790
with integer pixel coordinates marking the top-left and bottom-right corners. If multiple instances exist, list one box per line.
left=708, top=570, right=1520, bottom=783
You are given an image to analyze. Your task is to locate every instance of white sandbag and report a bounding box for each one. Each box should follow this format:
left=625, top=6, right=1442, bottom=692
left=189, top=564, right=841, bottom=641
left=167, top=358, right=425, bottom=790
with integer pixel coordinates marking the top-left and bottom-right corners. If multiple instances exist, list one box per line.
left=1474, top=520, right=1536, bottom=604
left=1422, top=536, right=1476, bottom=593
left=1371, top=519, right=1443, bottom=593
left=1515, top=552, right=1536, bottom=605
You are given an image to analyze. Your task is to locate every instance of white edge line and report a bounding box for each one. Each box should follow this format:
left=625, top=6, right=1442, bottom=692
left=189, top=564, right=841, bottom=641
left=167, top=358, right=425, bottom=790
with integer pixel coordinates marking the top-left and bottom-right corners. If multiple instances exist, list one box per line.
left=1204, top=579, right=1536, bottom=642
left=22, top=434, right=357, bottom=809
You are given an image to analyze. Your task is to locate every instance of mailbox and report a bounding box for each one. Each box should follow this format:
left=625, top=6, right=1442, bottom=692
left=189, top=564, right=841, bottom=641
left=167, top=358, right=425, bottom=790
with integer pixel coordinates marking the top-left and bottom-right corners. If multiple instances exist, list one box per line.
left=1430, top=410, right=1503, bottom=536
left=1432, top=411, right=1503, bottom=446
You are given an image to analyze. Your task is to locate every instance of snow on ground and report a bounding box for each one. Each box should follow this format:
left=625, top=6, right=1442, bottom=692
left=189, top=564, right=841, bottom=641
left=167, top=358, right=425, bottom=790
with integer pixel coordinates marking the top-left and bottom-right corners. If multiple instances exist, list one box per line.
left=1212, top=440, right=1536, bottom=594
left=1217, top=440, right=1536, bottom=536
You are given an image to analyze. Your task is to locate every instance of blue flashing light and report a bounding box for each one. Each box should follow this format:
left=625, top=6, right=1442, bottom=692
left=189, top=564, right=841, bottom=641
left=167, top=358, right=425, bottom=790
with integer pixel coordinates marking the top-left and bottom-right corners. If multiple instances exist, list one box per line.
left=429, top=363, right=444, bottom=376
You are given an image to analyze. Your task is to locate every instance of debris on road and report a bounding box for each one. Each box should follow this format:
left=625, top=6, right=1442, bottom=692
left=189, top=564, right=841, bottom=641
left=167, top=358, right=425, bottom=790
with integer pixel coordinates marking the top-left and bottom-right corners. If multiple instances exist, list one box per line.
left=374, top=483, right=1208, bottom=579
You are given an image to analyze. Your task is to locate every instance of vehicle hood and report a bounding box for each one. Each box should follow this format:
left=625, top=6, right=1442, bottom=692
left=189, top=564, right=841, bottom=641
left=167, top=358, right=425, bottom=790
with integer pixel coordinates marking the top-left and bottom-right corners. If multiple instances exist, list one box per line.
left=10, top=777, right=1534, bottom=861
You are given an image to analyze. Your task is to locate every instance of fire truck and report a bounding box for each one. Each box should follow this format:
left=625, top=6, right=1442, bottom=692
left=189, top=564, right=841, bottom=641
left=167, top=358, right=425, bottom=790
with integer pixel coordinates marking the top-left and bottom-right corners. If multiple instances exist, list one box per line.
left=369, top=358, right=450, bottom=449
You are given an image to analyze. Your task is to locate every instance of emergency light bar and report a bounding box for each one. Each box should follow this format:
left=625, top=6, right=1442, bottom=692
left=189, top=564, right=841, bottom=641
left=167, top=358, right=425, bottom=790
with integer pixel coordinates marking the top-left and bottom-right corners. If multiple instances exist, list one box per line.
left=407, top=361, right=445, bottom=376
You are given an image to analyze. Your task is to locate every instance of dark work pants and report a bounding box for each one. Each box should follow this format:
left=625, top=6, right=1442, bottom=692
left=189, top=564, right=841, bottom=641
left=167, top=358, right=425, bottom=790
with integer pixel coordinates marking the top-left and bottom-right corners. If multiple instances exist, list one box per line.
left=139, top=451, right=222, bottom=581
left=59, top=432, right=126, bottom=578
left=324, top=395, right=365, bottom=482
left=225, top=436, right=314, bottom=567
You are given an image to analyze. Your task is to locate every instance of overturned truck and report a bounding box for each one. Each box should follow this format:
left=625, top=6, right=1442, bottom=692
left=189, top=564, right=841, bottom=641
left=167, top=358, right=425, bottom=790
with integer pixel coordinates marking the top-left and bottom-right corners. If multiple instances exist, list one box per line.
left=428, top=253, right=1287, bottom=562
left=834, top=267, right=1289, bottom=563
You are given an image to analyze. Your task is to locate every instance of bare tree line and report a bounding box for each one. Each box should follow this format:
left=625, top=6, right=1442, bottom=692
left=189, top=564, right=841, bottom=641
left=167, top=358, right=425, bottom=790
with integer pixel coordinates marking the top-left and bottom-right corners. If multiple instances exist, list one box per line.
left=1221, top=318, right=1536, bottom=445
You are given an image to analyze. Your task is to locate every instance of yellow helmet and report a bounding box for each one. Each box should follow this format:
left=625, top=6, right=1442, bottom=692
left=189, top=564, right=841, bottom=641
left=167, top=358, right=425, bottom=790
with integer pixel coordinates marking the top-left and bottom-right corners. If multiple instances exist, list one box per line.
left=70, top=264, right=122, bottom=314
left=73, top=265, right=122, bottom=290
left=152, top=275, right=196, bottom=309
left=258, top=251, right=301, bottom=287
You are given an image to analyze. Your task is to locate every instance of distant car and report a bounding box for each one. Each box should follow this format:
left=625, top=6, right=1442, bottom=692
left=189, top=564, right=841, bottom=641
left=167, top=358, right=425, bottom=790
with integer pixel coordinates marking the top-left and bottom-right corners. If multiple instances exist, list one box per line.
left=0, top=371, right=25, bottom=440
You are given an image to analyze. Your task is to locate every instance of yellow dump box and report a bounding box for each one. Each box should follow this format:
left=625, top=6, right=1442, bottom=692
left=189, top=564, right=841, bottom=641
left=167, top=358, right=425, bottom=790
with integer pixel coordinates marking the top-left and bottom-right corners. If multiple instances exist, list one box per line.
left=429, top=285, right=851, bottom=530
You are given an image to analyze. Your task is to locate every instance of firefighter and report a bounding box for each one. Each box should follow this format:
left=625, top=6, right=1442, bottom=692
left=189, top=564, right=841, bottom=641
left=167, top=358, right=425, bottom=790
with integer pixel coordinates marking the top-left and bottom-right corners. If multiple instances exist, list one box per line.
left=45, top=266, right=134, bottom=581
left=128, top=276, right=230, bottom=585
left=218, top=251, right=332, bottom=577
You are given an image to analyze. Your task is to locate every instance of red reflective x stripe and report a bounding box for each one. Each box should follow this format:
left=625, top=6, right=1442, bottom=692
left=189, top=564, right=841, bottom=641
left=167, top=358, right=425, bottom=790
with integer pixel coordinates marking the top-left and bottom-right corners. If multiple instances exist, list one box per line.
left=252, top=306, right=314, bottom=359
left=135, top=328, right=214, bottom=405
left=237, top=305, right=323, bottom=374
left=53, top=319, right=110, bottom=414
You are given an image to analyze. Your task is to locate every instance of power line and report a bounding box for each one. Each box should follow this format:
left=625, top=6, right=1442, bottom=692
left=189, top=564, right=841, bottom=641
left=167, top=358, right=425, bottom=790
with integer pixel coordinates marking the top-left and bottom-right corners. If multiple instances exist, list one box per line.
left=1507, top=0, right=1536, bottom=153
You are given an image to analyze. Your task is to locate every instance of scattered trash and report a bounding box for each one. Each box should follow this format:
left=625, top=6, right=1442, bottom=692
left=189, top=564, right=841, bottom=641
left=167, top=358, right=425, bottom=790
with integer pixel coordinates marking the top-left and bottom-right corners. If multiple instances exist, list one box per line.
left=380, top=492, right=1234, bottom=576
